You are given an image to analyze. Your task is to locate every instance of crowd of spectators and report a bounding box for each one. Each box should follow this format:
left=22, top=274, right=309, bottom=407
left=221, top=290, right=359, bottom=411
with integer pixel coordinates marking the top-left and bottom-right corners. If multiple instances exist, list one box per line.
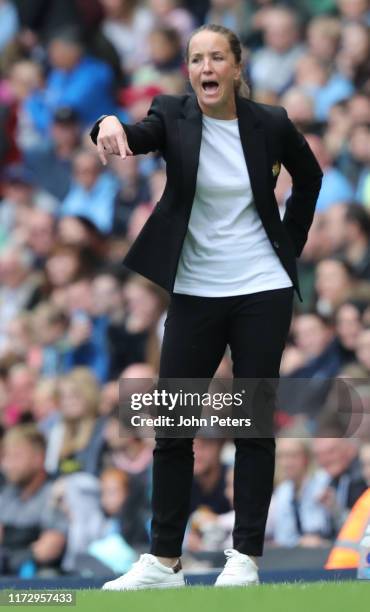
left=0, top=0, right=369, bottom=577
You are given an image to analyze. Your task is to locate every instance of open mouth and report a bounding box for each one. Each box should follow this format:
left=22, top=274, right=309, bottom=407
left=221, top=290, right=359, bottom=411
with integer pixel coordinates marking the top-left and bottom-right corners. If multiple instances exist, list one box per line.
left=201, top=80, right=219, bottom=94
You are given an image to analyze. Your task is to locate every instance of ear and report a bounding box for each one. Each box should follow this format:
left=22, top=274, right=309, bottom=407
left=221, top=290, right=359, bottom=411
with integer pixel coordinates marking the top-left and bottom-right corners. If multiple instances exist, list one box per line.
left=234, top=64, right=242, bottom=81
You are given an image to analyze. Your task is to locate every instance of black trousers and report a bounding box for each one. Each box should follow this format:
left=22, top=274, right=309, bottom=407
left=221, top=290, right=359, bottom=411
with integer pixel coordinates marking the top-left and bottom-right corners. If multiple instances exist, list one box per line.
left=150, top=286, right=294, bottom=557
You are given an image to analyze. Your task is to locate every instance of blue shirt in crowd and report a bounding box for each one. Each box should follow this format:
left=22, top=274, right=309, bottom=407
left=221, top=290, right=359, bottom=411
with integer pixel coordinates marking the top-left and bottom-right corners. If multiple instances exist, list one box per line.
left=25, top=55, right=116, bottom=132
left=60, top=172, right=120, bottom=234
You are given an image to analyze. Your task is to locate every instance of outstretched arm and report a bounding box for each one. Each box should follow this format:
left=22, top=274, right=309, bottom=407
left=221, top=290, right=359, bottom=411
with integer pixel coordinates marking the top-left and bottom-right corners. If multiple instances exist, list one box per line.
left=90, top=95, right=165, bottom=165
left=281, top=110, right=323, bottom=257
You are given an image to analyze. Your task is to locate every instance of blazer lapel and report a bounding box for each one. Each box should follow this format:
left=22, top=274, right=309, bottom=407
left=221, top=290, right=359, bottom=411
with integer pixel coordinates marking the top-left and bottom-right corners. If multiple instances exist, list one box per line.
left=177, top=94, right=202, bottom=207
left=236, top=95, right=273, bottom=234
left=177, top=93, right=272, bottom=237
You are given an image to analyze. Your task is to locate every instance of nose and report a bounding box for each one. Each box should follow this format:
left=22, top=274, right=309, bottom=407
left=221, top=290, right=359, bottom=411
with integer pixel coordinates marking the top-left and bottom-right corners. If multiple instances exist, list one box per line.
left=202, top=57, right=212, bottom=73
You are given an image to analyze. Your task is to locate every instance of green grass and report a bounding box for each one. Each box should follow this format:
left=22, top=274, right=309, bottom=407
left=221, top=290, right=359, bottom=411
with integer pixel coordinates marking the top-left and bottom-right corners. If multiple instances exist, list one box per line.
left=2, top=582, right=370, bottom=612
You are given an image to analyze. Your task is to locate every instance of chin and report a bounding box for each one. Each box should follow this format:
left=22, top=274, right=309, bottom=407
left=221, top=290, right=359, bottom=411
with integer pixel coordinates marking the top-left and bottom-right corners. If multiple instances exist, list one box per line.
left=199, top=94, right=223, bottom=107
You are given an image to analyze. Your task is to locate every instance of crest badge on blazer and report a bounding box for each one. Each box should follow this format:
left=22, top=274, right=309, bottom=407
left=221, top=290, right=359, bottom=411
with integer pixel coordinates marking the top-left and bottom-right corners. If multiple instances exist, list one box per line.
left=272, top=161, right=281, bottom=177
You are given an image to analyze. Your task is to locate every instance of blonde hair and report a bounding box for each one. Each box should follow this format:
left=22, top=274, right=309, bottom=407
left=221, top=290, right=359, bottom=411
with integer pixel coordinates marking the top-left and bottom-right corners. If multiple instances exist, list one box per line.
left=34, top=377, right=59, bottom=401
left=3, top=424, right=46, bottom=453
left=185, top=24, right=250, bottom=98
left=58, top=368, right=100, bottom=459
left=308, top=16, right=342, bottom=42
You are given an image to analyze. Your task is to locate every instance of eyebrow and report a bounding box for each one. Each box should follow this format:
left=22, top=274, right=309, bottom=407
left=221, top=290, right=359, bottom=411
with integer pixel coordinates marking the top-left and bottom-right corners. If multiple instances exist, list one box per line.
left=190, top=50, right=225, bottom=57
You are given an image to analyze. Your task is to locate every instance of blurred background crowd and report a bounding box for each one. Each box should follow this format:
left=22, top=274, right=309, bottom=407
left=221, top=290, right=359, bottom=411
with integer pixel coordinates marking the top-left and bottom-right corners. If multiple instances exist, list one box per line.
left=0, top=0, right=369, bottom=578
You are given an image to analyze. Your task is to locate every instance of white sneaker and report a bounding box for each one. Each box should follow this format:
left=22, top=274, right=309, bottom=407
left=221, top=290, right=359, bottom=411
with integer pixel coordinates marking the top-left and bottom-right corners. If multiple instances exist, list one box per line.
left=102, top=554, right=185, bottom=591
left=214, top=549, right=259, bottom=587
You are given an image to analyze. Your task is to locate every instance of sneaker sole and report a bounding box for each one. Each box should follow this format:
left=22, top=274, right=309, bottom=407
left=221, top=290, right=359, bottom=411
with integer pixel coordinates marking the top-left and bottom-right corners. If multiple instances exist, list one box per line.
left=102, top=580, right=186, bottom=591
left=214, top=580, right=259, bottom=587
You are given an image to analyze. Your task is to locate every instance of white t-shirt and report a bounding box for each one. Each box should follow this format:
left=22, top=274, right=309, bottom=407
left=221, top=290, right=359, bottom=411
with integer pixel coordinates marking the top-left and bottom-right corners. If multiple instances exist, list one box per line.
left=173, top=114, right=293, bottom=297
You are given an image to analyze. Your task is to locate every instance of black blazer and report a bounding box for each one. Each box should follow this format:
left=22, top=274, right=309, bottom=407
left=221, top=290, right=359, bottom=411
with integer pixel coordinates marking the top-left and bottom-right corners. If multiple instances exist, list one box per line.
left=90, top=93, right=323, bottom=301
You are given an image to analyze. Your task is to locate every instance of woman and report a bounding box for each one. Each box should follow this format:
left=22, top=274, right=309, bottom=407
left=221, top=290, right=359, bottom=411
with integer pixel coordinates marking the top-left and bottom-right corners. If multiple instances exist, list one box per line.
left=45, top=368, right=104, bottom=475
left=90, top=24, right=322, bottom=589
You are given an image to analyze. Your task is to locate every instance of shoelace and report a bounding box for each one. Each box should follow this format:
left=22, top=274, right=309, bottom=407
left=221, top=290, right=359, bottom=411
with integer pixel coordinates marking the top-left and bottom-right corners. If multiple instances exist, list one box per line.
left=129, top=554, right=157, bottom=575
left=222, top=549, right=251, bottom=574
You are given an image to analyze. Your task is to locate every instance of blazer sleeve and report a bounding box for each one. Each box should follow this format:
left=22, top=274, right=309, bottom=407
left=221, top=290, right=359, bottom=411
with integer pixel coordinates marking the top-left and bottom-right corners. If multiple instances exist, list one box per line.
left=89, top=95, right=165, bottom=156
left=281, top=109, right=323, bottom=258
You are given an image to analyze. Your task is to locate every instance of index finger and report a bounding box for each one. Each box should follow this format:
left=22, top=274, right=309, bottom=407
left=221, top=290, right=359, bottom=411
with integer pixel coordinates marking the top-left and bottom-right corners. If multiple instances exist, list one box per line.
left=117, top=132, right=132, bottom=158
left=97, top=140, right=107, bottom=166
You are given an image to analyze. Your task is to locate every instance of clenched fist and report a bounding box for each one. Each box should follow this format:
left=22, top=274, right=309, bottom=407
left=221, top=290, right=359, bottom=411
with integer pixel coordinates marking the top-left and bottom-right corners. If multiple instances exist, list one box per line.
left=96, top=115, right=133, bottom=165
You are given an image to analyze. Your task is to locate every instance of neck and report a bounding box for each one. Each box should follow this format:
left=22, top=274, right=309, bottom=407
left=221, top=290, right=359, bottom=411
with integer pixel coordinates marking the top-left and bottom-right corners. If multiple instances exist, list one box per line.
left=198, top=96, right=237, bottom=120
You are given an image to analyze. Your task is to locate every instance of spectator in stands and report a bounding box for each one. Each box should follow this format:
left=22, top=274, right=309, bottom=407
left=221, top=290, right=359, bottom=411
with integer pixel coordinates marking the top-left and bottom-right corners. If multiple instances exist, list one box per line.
left=303, top=135, right=355, bottom=213
left=148, top=0, right=195, bottom=48
left=348, top=92, right=370, bottom=125
left=190, top=437, right=231, bottom=515
left=294, top=53, right=354, bottom=121
left=336, top=22, right=369, bottom=89
left=100, top=0, right=154, bottom=75
left=25, top=209, right=57, bottom=269
left=2, top=364, right=36, bottom=428
left=50, top=471, right=104, bottom=573
left=56, top=217, right=108, bottom=264
left=30, top=302, right=69, bottom=377
left=91, top=272, right=144, bottom=379
left=119, top=83, right=164, bottom=122
left=284, top=312, right=335, bottom=377
left=314, top=257, right=358, bottom=316
left=204, top=0, right=250, bottom=42
left=0, top=425, right=67, bottom=575
left=0, top=247, right=44, bottom=355
left=306, top=15, right=341, bottom=64
left=133, top=25, right=185, bottom=86
left=85, top=467, right=137, bottom=573
left=102, top=403, right=153, bottom=547
left=0, top=164, right=58, bottom=239
left=322, top=202, right=351, bottom=254
left=102, top=397, right=154, bottom=479
left=62, top=277, right=109, bottom=382
left=334, top=204, right=370, bottom=279
left=313, top=437, right=367, bottom=535
left=266, top=439, right=332, bottom=547
left=336, top=0, right=370, bottom=24
left=324, top=100, right=352, bottom=166
left=24, top=27, right=116, bottom=134
left=293, top=313, right=334, bottom=366
left=279, top=87, right=315, bottom=131
left=45, top=368, right=104, bottom=475
left=60, top=149, right=120, bottom=234
left=250, top=6, right=305, bottom=95
left=186, top=464, right=234, bottom=552
left=24, top=107, right=81, bottom=201
left=290, top=298, right=366, bottom=379
left=335, top=299, right=367, bottom=356
left=123, top=276, right=169, bottom=370
left=45, top=244, right=87, bottom=294
left=32, top=378, right=61, bottom=440
left=107, top=152, right=151, bottom=235
left=5, top=60, right=45, bottom=151
left=0, top=313, right=33, bottom=365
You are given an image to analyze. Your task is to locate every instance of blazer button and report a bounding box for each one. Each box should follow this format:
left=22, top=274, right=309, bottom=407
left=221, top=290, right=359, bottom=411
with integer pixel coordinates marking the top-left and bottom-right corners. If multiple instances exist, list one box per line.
left=273, top=240, right=280, bottom=248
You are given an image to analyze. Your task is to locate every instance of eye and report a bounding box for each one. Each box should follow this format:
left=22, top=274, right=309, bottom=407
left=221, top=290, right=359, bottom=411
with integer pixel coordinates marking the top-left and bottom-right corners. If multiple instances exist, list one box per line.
left=191, top=57, right=200, bottom=63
